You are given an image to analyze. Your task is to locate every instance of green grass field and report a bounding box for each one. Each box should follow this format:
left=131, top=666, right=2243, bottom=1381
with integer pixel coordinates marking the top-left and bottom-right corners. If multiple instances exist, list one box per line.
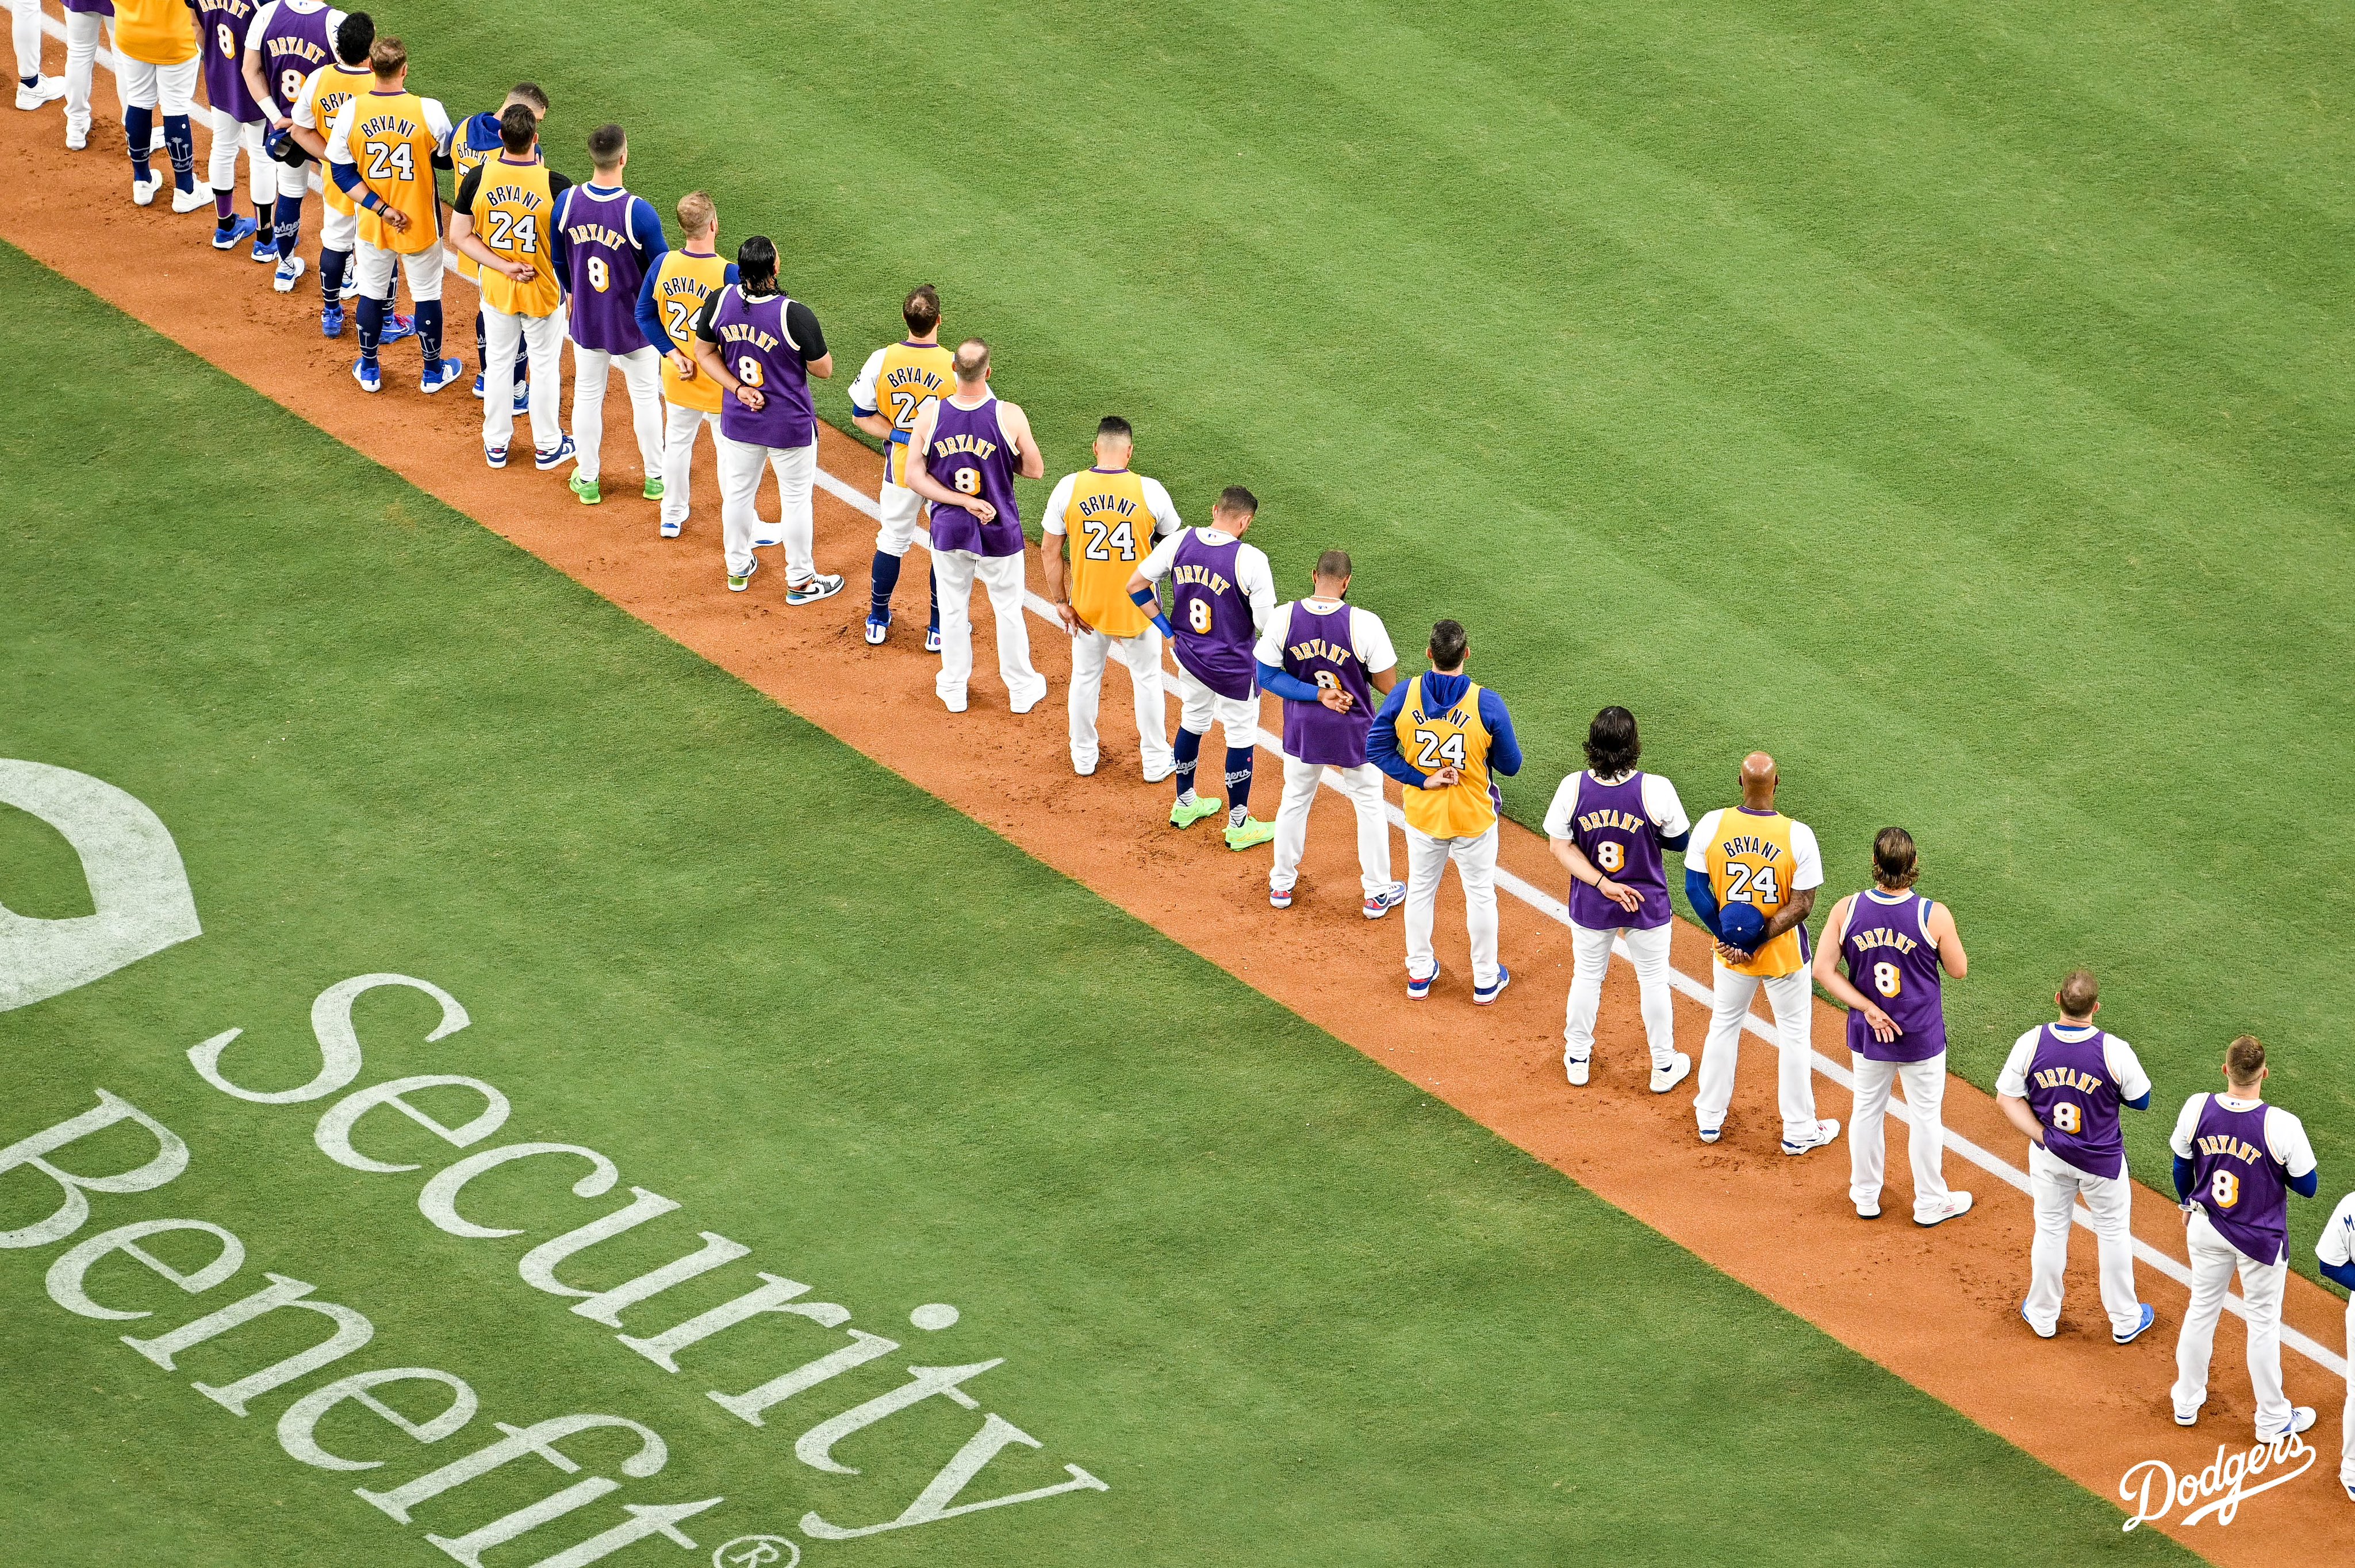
left=373, top=0, right=2355, bottom=1270
left=0, top=248, right=2195, bottom=1563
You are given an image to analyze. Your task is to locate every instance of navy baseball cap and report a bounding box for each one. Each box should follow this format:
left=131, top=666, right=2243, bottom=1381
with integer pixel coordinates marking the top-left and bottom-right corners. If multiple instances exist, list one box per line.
left=1718, top=901, right=1766, bottom=951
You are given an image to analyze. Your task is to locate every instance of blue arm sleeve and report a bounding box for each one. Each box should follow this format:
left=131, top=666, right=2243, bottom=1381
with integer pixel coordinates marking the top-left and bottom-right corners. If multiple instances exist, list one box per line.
left=1366, top=686, right=1426, bottom=790
left=1257, top=660, right=1321, bottom=705
left=1128, top=587, right=1174, bottom=639
left=332, top=162, right=365, bottom=197
left=632, top=198, right=669, bottom=263
left=724, top=263, right=739, bottom=285
left=633, top=267, right=666, bottom=353
left=2322, top=1259, right=2355, bottom=1291
left=2173, top=1156, right=2196, bottom=1202
left=2292, top=1168, right=2321, bottom=1199
left=1685, top=868, right=1723, bottom=939
left=1479, top=689, right=1522, bottom=777
left=2123, top=1090, right=2151, bottom=1110
left=1660, top=828, right=1692, bottom=851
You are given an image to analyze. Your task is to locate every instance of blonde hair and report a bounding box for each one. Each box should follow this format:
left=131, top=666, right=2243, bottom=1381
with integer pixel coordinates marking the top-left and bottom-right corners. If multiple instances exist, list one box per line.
left=2226, top=1034, right=2266, bottom=1087
left=369, top=36, right=406, bottom=79
left=676, top=191, right=716, bottom=237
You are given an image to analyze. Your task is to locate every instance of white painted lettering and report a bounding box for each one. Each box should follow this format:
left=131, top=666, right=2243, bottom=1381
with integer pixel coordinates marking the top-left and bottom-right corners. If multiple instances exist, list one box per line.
left=0, top=1090, right=188, bottom=1248
left=424, top=1475, right=622, bottom=1568
left=317, top=1074, right=512, bottom=1174
left=524, top=1497, right=726, bottom=1568
left=44, top=1217, right=244, bottom=1319
left=800, top=1413, right=1109, bottom=1540
left=278, top=1367, right=479, bottom=1471
left=355, top=1414, right=666, bottom=1525
left=615, top=1273, right=848, bottom=1373
left=705, top=1331, right=900, bottom=1427
left=120, top=1271, right=374, bottom=1415
left=793, top=1360, right=1000, bottom=1475
left=418, top=1143, right=620, bottom=1239
left=518, top=1187, right=679, bottom=1300
left=189, top=973, right=469, bottom=1104
left=567, top=1231, right=749, bottom=1328
left=0, top=758, right=200, bottom=1012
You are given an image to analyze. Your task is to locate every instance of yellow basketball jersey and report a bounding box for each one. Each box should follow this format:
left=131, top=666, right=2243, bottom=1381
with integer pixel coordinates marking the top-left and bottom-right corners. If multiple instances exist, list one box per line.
left=1705, top=808, right=1807, bottom=977
left=1395, top=676, right=1496, bottom=839
left=350, top=91, right=442, bottom=255
left=1060, top=470, right=1156, bottom=639
left=650, top=250, right=732, bottom=413
left=470, top=159, right=561, bottom=318
left=306, top=66, right=370, bottom=218
left=875, top=341, right=956, bottom=485
left=447, top=118, right=500, bottom=282
left=114, top=0, right=198, bottom=66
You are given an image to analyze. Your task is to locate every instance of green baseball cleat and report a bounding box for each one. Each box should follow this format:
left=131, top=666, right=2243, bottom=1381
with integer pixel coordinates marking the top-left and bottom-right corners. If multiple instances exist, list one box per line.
left=1169, top=796, right=1223, bottom=830
left=643, top=476, right=664, bottom=501
left=1223, top=816, right=1276, bottom=851
left=570, top=475, right=602, bottom=506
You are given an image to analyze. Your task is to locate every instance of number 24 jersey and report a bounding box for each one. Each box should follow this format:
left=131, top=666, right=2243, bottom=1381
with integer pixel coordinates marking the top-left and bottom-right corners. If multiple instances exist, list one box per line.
left=1687, top=806, right=1822, bottom=978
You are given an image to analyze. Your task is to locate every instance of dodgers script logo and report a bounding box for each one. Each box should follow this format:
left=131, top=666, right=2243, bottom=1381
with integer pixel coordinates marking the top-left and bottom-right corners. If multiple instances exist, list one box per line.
left=2118, top=1431, right=2314, bottom=1530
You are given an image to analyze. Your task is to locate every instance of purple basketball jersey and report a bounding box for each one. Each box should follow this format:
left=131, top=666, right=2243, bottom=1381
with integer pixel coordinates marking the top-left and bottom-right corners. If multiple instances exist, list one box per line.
left=1277, top=602, right=1373, bottom=767
left=1840, top=890, right=1947, bottom=1062
left=1566, top=772, right=1670, bottom=931
left=2023, top=1025, right=2126, bottom=1180
left=254, top=1, right=335, bottom=120
left=925, top=397, right=1025, bottom=558
left=195, top=0, right=264, bottom=122
left=711, top=289, right=816, bottom=450
left=2190, top=1097, right=2290, bottom=1265
left=559, top=186, right=653, bottom=355
left=62, top=0, right=113, bottom=14
left=1168, top=532, right=1255, bottom=701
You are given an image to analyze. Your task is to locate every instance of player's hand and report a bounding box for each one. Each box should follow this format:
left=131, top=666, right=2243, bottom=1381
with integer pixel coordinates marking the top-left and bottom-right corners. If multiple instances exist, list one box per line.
left=733, top=384, right=765, bottom=412
left=1056, top=604, right=1086, bottom=636
left=381, top=206, right=412, bottom=234
left=1428, top=764, right=1463, bottom=789
left=1861, top=1004, right=1901, bottom=1043
left=497, top=259, right=535, bottom=283
left=963, top=498, right=998, bottom=525
left=1595, top=875, right=1642, bottom=914
left=669, top=350, right=696, bottom=381
left=1714, top=940, right=1754, bottom=966
left=1317, top=687, right=1353, bottom=714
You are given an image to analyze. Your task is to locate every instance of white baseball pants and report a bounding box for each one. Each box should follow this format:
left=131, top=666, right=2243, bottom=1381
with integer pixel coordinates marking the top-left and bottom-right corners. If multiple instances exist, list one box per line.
left=1848, top=1052, right=1953, bottom=1220
left=319, top=200, right=356, bottom=256
left=1564, top=920, right=1675, bottom=1071
left=1403, top=822, right=1499, bottom=990
left=1693, top=963, right=1820, bottom=1143
left=659, top=402, right=719, bottom=530
left=933, top=548, right=1043, bottom=710
left=352, top=237, right=444, bottom=303
left=716, top=435, right=816, bottom=583
left=1175, top=663, right=1258, bottom=751
left=1269, top=756, right=1392, bottom=898
left=2342, top=1298, right=2354, bottom=1492
left=2172, top=1209, right=2292, bottom=1438
left=63, top=11, right=122, bottom=140
left=205, top=109, right=266, bottom=207
left=9, top=0, right=41, bottom=82
left=571, top=342, right=664, bottom=485
left=2020, top=1145, right=2140, bottom=1339
left=481, top=306, right=565, bottom=456
left=874, top=478, right=923, bottom=556
left=1069, top=625, right=1169, bottom=775
left=117, top=56, right=197, bottom=115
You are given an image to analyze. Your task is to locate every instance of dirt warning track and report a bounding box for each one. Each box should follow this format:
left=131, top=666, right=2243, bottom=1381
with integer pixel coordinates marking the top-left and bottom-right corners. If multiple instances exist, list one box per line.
left=5, top=30, right=2350, bottom=1561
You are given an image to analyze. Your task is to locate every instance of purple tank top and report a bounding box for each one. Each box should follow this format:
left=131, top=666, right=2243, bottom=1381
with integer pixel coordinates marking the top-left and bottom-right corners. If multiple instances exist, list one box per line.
left=2023, top=1025, right=2126, bottom=1180
left=1168, top=532, right=1255, bottom=701
left=1840, top=890, right=1947, bottom=1062
left=2190, top=1097, right=2290, bottom=1265
left=195, top=0, right=264, bottom=121
left=559, top=186, right=653, bottom=355
left=711, top=289, right=815, bottom=450
left=1277, top=601, right=1373, bottom=767
left=255, top=1, right=335, bottom=120
left=1566, top=772, right=1669, bottom=931
left=62, top=0, right=113, bottom=15
left=925, top=397, right=1025, bottom=558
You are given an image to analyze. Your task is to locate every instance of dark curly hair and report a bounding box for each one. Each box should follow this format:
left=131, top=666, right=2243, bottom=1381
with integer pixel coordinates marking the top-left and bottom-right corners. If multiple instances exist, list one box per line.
left=1583, top=706, right=1640, bottom=776
left=1872, top=827, right=1920, bottom=890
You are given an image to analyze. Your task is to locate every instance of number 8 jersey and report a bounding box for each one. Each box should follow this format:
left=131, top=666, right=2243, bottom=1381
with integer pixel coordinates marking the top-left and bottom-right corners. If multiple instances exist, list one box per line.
left=1833, top=888, right=1946, bottom=1062
left=1690, top=805, right=1821, bottom=979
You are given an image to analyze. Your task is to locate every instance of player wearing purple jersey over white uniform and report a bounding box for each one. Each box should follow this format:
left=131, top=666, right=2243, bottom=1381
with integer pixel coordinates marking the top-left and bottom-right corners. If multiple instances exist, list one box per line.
left=1129, top=486, right=1278, bottom=841
left=1543, top=707, right=1692, bottom=1093
left=189, top=0, right=272, bottom=258
left=904, top=339, right=1049, bottom=715
left=558, top=124, right=668, bottom=508
left=1255, top=550, right=1402, bottom=918
left=60, top=0, right=129, bottom=153
left=240, top=0, right=341, bottom=287
left=1995, top=969, right=2157, bottom=1344
left=691, top=235, right=842, bottom=604
left=1814, top=828, right=1973, bottom=1228
left=2169, top=1035, right=2320, bottom=1442
left=8, top=0, right=67, bottom=119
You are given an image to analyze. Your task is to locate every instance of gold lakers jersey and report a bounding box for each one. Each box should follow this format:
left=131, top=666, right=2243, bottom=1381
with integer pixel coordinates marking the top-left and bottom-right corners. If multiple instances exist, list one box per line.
left=1395, top=675, right=1496, bottom=838
left=304, top=65, right=370, bottom=218
left=447, top=115, right=507, bottom=282
left=1704, top=808, right=1807, bottom=977
left=875, top=341, right=956, bottom=485
left=470, top=159, right=562, bottom=317
left=345, top=90, right=444, bottom=255
left=114, top=0, right=198, bottom=66
left=1059, top=470, right=1156, bottom=639
left=650, top=250, right=732, bottom=413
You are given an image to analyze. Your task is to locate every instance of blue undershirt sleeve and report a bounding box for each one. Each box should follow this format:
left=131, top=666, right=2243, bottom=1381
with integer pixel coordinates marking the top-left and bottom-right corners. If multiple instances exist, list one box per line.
left=633, top=267, right=666, bottom=352
left=632, top=197, right=669, bottom=265
left=2321, top=1259, right=2355, bottom=1291
left=1129, top=587, right=1174, bottom=639
left=1659, top=828, right=1692, bottom=851
left=1479, top=689, right=1522, bottom=777
left=2123, top=1090, right=2151, bottom=1111
left=1256, top=660, right=1321, bottom=705
left=2172, top=1156, right=2196, bottom=1202
left=1685, top=868, right=1723, bottom=939
left=723, top=263, right=739, bottom=285
left=331, top=162, right=364, bottom=198
left=1366, top=686, right=1425, bottom=790
left=2291, top=1169, right=2321, bottom=1199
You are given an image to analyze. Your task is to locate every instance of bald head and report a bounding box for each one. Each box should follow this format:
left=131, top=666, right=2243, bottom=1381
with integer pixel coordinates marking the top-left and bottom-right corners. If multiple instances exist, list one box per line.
left=1739, top=751, right=1778, bottom=809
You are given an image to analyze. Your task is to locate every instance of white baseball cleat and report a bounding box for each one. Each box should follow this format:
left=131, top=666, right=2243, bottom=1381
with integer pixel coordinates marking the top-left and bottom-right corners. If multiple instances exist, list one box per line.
left=1648, top=1051, right=1692, bottom=1094
left=170, top=182, right=214, bottom=214
left=271, top=254, right=308, bottom=293
left=65, top=117, right=90, bottom=149
left=16, top=76, right=65, bottom=111
left=131, top=170, right=162, bottom=206
left=2260, top=1408, right=2318, bottom=1443
left=1697, top=1123, right=1722, bottom=1144
left=1010, top=683, right=1047, bottom=715
left=1857, top=1198, right=1882, bottom=1220
left=750, top=531, right=783, bottom=548
left=2174, top=1405, right=2201, bottom=1428
left=1779, top=1119, right=1840, bottom=1156
left=1361, top=881, right=1406, bottom=920
left=2019, top=1304, right=2055, bottom=1340
left=1915, top=1191, right=1973, bottom=1227
left=1564, top=1052, right=1590, bottom=1087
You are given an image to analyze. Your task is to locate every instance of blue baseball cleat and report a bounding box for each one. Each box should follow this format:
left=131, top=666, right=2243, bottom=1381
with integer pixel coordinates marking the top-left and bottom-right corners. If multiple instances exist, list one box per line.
left=420, top=356, right=465, bottom=395
left=513, top=385, right=530, bottom=415
left=1474, top=966, right=1512, bottom=1005
left=1406, top=960, right=1437, bottom=1000
left=320, top=301, right=343, bottom=338
left=351, top=358, right=381, bottom=394
left=210, top=214, right=258, bottom=252
left=534, top=436, right=577, bottom=471
left=250, top=228, right=277, bottom=264
left=379, top=312, right=416, bottom=347
left=2112, top=1304, right=2156, bottom=1346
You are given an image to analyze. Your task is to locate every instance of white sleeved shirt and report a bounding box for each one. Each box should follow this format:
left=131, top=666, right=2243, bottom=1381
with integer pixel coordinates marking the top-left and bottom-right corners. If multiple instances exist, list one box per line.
left=1254, top=599, right=1397, bottom=675
left=1136, top=527, right=1278, bottom=637
left=847, top=346, right=889, bottom=417
left=1038, top=470, right=1182, bottom=539
left=1541, top=770, right=1690, bottom=843
left=1995, top=1024, right=2152, bottom=1103
left=1684, top=808, right=1824, bottom=892
left=2169, top=1093, right=2318, bottom=1177
left=2318, top=1192, right=2355, bottom=1272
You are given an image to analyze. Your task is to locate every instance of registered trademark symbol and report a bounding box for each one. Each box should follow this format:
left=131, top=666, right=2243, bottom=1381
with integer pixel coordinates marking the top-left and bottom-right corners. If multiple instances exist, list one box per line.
left=713, top=1536, right=801, bottom=1568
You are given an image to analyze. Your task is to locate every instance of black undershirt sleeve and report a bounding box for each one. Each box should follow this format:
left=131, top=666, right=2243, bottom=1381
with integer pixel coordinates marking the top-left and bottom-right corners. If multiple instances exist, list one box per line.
left=785, top=299, right=827, bottom=362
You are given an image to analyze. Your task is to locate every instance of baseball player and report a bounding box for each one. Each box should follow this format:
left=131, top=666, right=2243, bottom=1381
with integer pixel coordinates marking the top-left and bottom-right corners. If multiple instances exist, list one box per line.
left=325, top=36, right=461, bottom=395
left=1815, top=828, right=1972, bottom=1225
left=1370, top=619, right=1521, bottom=1002
left=1686, top=751, right=1835, bottom=1154
left=10, top=0, right=64, bottom=114
left=1041, top=416, right=1181, bottom=779
left=559, top=123, right=669, bottom=507
left=282, top=13, right=382, bottom=336
left=190, top=0, right=271, bottom=257
left=1994, top=969, right=2155, bottom=1344
left=447, top=103, right=572, bottom=470
left=60, top=0, right=128, bottom=152
left=240, top=0, right=341, bottom=290
left=1125, top=485, right=1276, bottom=844
left=113, top=0, right=209, bottom=212
left=849, top=285, right=953, bottom=650
left=689, top=236, right=845, bottom=603
left=2316, top=1187, right=2355, bottom=1500
left=448, top=82, right=547, bottom=403
left=1542, top=706, right=1692, bottom=1092
left=2169, top=1034, right=2320, bottom=1442
left=902, top=339, right=1046, bottom=711
left=1256, top=550, right=1403, bottom=917
left=634, top=191, right=735, bottom=539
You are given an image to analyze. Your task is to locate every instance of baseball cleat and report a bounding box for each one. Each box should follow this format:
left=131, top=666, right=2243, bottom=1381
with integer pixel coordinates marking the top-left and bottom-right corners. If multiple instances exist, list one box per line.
left=271, top=255, right=307, bottom=293
left=131, top=170, right=163, bottom=206
left=170, top=183, right=214, bottom=214
left=2020, top=1304, right=2055, bottom=1340
left=1857, top=1199, right=1882, bottom=1220
left=210, top=214, right=258, bottom=251
left=1072, top=758, right=1097, bottom=777
left=351, top=358, right=381, bottom=393
left=864, top=614, right=891, bottom=645
left=1650, top=1051, right=1692, bottom=1094
left=1406, top=962, right=1437, bottom=1000
left=1142, top=762, right=1176, bottom=785
left=471, top=371, right=485, bottom=398
left=17, top=76, right=64, bottom=111
left=250, top=229, right=277, bottom=263
left=379, top=312, right=417, bottom=345
left=1011, top=685, right=1046, bottom=714
left=1915, top=1191, right=1973, bottom=1227
left=1697, top=1124, right=1722, bottom=1143
left=1268, top=884, right=1294, bottom=910
left=320, top=301, right=343, bottom=337
left=643, top=476, right=664, bottom=501
left=1474, top=967, right=1512, bottom=1005
left=484, top=443, right=509, bottom=469
left=727, top=558, right=759, bottom=593
left=512, top=386, right=530, bottom=414
left=750, top=531, right=783, bottom=549
left=1223, top=817, right=1275, bottom=851
left=534, top=436, right=577, bottom=471
left=786, top=572, right=846, bottom=606
left=2259, top=1408, right=2317, bottom=1443
left=924, top=627, right=942, bottom=654
left=1362, top=881, right=1406, bottom=919
left=941, top=691, right=969, bottom=713
left=420, top=356, right=465, bottom=395
left=2174, top=1406, right=2200, bottom=1428
left=66, top=118, right=90, bottom=150
left=659, top=520, right=681, bottom=539
left=569, top=475, right=601, bottom=505
left=1564, top=1052, right=1590, bottom=1087
left=1780, top=1119, right=1842, bottom=1156
left=2112, top=1304, right=2155, bottom=1346
left=1169, top=796, right=1222, bottom=830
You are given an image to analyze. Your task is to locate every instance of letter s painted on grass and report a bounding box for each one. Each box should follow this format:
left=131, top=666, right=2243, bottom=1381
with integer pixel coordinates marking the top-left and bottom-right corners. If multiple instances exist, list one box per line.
left=0, top=759, right=200, bottom=1012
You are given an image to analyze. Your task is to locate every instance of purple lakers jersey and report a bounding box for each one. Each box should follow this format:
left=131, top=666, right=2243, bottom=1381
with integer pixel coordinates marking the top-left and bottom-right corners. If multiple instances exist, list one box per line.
left=1566, top=773, right=1670, bottom=931
left=711, top=289, right=816, bottom=450
left=559, top=185, right=653, bottom=355
left=1168, top=532, right=1255, bottom=701
left=2023, top=1026, right=2127, bottom=1180
left=1278, top=602, right=1373, bottom=767
left=1840, top=890, right=1947, bottom=1062
left=2190, top=1097, right=2290, bottom=1265
left=925, top=397, right=1025, bottom=558
left=195, top=0, right=263, bottom=121
left=254, top=1, right=334, bottom=120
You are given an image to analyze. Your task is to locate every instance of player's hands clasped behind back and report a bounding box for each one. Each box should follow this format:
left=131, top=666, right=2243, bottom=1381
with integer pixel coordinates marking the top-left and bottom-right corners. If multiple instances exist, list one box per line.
left=668, top=349, right=697, bottom=382
left=733, top=383, right=765, bottom=412
left=1593, top=875, right=1643, bottom=915
left=379, top=206, right=412, bottom=235
left=1854, top=1001, right=1901, bottom=1043
left=1318, top=686, right=1353, bottom=714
